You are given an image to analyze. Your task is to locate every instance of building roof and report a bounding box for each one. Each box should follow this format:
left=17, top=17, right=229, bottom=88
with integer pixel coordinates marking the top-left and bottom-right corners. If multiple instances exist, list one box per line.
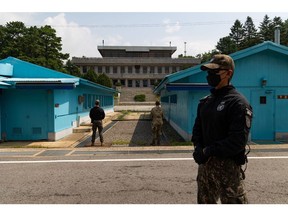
left=97, top=45, right=177, bottom=58
left=0, top=57, right=116, bottom=93
left=154, top=41, right=288, bottom=94
left=0, top=77, right=79, bottom=89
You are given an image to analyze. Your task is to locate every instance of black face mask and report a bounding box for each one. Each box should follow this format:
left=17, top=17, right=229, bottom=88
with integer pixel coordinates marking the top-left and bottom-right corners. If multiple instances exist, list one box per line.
left=206, top=73, right=221, bottom=87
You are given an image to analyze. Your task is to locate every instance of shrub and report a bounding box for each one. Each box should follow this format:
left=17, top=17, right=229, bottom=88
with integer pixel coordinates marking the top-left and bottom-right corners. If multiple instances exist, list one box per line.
left=134, top=94, right=146, bottom=102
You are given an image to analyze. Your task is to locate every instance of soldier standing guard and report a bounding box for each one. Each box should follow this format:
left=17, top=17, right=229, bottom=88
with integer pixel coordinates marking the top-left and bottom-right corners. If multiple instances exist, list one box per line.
left=192, top=54, right=253, bottom=204
left=87, top=100, right=105, bottom=147
left=150, top=100, right=164, bottom=146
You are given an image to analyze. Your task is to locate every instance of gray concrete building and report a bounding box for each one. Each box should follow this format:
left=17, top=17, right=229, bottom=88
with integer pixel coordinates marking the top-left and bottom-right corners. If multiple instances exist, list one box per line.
left=71, top=46, right=201, bottom=88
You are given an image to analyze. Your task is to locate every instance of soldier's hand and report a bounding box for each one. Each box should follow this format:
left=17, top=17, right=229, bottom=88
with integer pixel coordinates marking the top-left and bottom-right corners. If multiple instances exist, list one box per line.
left=193, top=147, right=209, bottom=165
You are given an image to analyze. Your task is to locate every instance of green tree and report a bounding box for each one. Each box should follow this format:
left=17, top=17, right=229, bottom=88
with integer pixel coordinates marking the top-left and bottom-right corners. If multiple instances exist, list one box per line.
left=64, top=59, right=82, bottom=77
left=229, top=19, right=245, bottom=50
left=216, top=36, right=237, bottom=54
left=282, top=19, right=288, bottom=46
left=259, top=15, right=273, bottom=42
left=198, top=15, right=288, bottom=61
left=96, top=73, right=113, bottom=88
left=197, top=49, right=220, bottom=63
left=0, top=21, right=26, bottom=58
left=0, top=21, right=69, bottom=71
left=82, top=69, right=98, bottom=83
left=38, top=25, right=69, bottom=71
left=241, top=16, right=261, bottom=49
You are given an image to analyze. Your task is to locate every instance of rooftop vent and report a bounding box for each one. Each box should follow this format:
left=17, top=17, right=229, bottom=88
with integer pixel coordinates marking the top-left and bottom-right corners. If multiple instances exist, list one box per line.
left=0, top=63, right=13, bottom=77
left=274, top=26, right=281, bottom=44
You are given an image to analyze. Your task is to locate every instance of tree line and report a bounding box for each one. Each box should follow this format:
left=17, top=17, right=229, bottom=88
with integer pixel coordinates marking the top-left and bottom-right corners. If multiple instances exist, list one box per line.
left=195, top=15, right=288, bottom=62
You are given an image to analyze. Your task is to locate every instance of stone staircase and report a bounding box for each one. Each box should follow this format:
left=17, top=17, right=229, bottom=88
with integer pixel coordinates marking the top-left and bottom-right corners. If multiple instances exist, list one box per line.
left=117, top=87, right=158, bottom=104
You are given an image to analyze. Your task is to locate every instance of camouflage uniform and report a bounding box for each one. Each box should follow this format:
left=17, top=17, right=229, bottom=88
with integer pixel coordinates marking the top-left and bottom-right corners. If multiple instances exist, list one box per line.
left=150, top=104, right=163, bottom=145
left=197, top=157, right=248, bottom=204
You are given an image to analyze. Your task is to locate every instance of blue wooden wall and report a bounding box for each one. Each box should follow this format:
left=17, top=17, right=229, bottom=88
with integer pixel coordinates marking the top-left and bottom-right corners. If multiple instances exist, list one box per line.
left=160, top=45, right=288, bottom=142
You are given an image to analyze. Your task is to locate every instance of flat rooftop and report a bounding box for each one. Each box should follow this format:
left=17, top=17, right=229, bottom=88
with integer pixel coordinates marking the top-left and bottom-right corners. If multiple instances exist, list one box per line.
left=97, top=46, right=177, bottom=58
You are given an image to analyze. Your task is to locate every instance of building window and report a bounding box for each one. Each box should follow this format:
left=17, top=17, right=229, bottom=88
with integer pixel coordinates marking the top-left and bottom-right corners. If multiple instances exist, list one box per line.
left=172, top=66, right=177, bottom=73
left=161, top=96, right=169, bottom=103
left=128, top=66, right=133, bottom=73
left=113, top=66, right=118, bottom=74
left=120, top=79, right=125, bottom=86
left=157, top=66, right=162, bottom=73
left=170, top=95, right=177, bottom=104
left=135, top=80, right=140, bottom=87
left=150, top=79, right=155, bottom=86
left=165, top=66, right=170, bottom=74
left=88, top=94, right=92, bottom=108
left=83, top=94, right=88, bottom=109
left=135, top=65, right=140, bottom=73
left=120, top=66, right=125, bottom=73
left=105, top=66, right=110, bottom=74
left=112, top=79, right=116, bottom=85
left=128, top=80, right=133, bottom=87
left=260, top=96, right=267, bottom=104
left=143, top=66, right=147, bottom=74
left=150, top=66, right=154, bottom=74
left=97, top=66, right=102, bottom=73
left=82, top=66, right=87, bottom=73
left=143, top=79, right=148, bottom=87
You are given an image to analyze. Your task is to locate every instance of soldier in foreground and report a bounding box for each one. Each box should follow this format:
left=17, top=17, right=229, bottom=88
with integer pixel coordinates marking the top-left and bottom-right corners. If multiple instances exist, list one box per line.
left=192, top=54, right=253, bottom=204
left=150, top=100, right=164, bottom=146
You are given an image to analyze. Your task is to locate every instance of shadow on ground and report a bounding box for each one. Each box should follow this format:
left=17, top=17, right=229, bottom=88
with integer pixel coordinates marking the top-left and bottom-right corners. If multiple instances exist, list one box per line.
left=124, top=113, right=186, bottom=147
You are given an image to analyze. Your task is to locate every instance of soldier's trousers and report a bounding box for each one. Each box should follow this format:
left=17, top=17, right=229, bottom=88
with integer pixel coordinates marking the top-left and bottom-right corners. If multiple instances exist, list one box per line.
left=196, top=156, right=248, bottom=204
left=152, top=123, right=162, bottom=145
left=91, top=120, right=103, bottom=143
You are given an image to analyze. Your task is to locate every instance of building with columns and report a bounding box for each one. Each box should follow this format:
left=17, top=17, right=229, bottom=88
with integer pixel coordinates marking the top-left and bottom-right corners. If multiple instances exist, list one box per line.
left=71, top=46, right=201, bottom=88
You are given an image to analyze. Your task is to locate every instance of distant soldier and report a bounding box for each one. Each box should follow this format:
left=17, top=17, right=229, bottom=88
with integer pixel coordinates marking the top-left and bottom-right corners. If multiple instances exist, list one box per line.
left=150, top=100, right=164, bottom=146
left=88, top=100, right=105, bottom=146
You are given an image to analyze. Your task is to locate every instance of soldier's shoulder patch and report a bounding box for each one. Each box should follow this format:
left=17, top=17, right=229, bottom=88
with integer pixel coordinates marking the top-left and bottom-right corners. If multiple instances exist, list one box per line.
left=246, top=107, right=253, bottom=117
left=245, top=107, right=253, bottom=128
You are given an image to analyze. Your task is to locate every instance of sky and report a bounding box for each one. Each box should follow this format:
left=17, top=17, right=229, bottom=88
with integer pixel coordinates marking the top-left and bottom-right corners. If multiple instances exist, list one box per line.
left=1, top=1, right=288, bottom=61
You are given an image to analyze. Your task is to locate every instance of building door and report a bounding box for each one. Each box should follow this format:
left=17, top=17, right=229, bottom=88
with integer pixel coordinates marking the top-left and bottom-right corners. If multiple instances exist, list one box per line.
left=3, top=89, right=48, bottom=140
left=250, top=89, right=275, bottom=140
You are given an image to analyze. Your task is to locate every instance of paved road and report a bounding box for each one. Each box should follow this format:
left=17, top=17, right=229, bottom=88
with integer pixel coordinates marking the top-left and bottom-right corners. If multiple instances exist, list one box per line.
left=0, top=148, right=288, bottom=204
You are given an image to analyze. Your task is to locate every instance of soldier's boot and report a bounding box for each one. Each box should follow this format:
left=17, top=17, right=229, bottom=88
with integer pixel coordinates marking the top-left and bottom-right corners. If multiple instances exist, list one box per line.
left=150, top=139, right=156, bottom=146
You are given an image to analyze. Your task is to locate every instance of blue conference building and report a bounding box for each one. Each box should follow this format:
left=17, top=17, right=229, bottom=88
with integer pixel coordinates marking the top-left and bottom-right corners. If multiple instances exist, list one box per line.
left=154, top=41, right=288, bottom=143
left=0, top=57, right=116, bottom=142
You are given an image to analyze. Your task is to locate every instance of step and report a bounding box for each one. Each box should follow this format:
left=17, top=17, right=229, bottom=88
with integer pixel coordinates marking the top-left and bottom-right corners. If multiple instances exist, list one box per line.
left=73, top=127, right=92, bottom=133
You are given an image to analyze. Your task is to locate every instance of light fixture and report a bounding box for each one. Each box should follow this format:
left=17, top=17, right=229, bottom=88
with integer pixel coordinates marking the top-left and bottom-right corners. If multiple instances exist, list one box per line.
left=261, top=77, right=267, bottom=88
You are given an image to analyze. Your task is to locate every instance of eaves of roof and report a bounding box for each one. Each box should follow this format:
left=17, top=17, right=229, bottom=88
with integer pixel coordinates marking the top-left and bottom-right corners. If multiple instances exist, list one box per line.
left=79, top=78, right=117, bottom=93
left=1, top=78, right=80, bottom=90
